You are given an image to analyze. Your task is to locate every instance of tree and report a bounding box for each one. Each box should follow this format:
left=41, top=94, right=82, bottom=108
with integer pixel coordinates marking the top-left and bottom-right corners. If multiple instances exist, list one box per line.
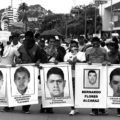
left=17, top=2, right=29, bottom=32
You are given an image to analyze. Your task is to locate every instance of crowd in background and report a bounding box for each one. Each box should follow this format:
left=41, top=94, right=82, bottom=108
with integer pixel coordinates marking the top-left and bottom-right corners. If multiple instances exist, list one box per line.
left=0, top=29, right=120, bottom=116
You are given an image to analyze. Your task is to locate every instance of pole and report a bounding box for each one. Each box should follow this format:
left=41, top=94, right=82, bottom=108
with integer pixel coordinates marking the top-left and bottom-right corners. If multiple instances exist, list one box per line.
left=84, top=6, right=87, bottom=38
left=110, top=0, right=113, bottom=37
left=95, top=6, right=96, bottom=34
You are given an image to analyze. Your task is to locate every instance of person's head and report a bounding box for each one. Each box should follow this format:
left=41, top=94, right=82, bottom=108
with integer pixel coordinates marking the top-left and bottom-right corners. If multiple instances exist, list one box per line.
left=106, top=37, right=119, bottom=53
left=24, top=31, right=35, bottom=49
left=19, top=33, right=25, bottom=44
left=70, top=40, right=79, bottom=55
left=12, top=33, right=19, bottom=45
left=110, top=68, right=120, bottom=97
left=14, top=67, right=30, bottom=95
left=91, top=37, right=101, bottom=48
left=88, top=70, right=97, bottom=85
left=0, top=71, right=3, bottom=89
left=38, top=38, right=45, bottom=49
left=48, top=37, right=56, bottom=47
left=78, top=35, right=85, bottom=45
left=46, top=67, right=66, bottom=97
left=34, top=33, right=40, bottom=43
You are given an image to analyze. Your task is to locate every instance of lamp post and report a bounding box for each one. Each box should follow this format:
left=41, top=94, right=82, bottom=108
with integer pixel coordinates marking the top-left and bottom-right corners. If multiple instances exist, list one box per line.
left=110, top=0, right=113, bottom=37
left=84, top=6, right=87, bottom=38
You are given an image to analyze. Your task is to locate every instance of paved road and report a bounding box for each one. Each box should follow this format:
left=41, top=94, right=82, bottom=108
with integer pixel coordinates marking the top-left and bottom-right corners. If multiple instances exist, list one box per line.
left=0, top=99, right=120, bottom=120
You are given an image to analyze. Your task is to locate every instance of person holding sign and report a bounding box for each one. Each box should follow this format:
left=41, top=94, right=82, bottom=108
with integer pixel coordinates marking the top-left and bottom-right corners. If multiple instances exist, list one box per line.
left=46, top=67, right=66, bottom=97
left=14, top=67, right=30, bottom=95
left=107, top=37, right=120, bottom=116
left=110, top=68, right=120, bottom=116
left=85, top=37, right=108, bottom=116
left=64, top=40, right=86, bottom=115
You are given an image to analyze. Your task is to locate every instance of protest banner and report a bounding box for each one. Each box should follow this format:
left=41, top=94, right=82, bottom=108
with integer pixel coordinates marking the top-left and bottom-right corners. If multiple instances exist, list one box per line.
left=0, top=67, right=9, bottom=106
left=107, top=65, right=120, bottom=108
left=75, top=63, right=107, bottom=108
left=7, top=65, right=38, bottom=107
left=40, top=63, right=74, bottom=107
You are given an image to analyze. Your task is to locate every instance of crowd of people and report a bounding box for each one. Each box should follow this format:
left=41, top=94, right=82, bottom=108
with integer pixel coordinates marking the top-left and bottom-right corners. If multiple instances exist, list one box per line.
left=0, top=30, right=120, bottom=116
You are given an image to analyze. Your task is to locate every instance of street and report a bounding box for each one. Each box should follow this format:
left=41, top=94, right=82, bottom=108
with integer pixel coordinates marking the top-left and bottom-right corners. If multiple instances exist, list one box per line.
left=0, top=100, right=120, bottom=120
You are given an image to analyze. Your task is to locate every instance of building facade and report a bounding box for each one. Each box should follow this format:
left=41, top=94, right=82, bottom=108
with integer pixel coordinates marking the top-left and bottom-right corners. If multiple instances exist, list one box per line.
left=1, top=7, right=18, bottom=30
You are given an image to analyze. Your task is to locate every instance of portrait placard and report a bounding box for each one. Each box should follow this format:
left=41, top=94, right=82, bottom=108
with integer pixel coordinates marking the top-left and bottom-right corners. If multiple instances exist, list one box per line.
left=7, top=65, right=38, bottom=107
left=0, top=67, right=9, bottom=106
left=75, top=63, right=107, bottom=108
left=107, top=65, right=120, bottom=108
left=40, top=63, right=74, bottom=107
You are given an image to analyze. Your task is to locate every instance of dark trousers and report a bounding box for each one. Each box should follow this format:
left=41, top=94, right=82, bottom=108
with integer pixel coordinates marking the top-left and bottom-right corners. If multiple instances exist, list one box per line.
left=22, top=105, right=30, bottom=112
left=117, top=108, right=120, bottom=114
left=92, top=108, right=105, bottom=114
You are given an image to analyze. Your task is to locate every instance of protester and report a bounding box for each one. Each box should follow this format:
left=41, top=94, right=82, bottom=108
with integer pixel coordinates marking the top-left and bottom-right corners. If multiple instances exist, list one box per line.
left=85, top=36, right=108, bottom=115
left=16, top=31, right=48, bottom=114
left=64, top=40, right=86, bottom=115
left=0, top=35, right=20, bottom=112
left=107, top=38, right=120, bottom=116
left=45, top=37, right=66, bottom=63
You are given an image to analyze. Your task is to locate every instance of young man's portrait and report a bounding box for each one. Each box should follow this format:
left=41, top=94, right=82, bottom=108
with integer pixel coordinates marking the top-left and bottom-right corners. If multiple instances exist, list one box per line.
left=0, top=70, right=3, bottom=90
left=46, top=67, right=66, bottom=98
left=0, top=70, right=5, bottom=97
left=84, top=69, right=100, bottom=89
left=109, top=68, right=120, bottom=97
left=14, top=66, right=30, bottom=95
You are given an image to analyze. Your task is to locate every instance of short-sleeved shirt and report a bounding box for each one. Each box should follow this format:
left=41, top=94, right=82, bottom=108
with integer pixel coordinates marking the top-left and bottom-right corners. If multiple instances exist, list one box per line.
left=85, top=47, right=108, bottom=63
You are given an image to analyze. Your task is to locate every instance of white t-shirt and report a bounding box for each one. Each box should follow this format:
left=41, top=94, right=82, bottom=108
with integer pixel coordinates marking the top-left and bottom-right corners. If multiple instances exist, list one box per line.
left=64, top=51, right=86, bottom=62
left=0, top=45, right=20, bottom=65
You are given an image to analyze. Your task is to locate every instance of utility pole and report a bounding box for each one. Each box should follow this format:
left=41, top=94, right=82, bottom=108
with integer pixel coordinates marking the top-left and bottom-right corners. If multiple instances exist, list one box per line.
left=110, top=0, right=113, bottom=38
left=11, top=0, right=13, bottom=8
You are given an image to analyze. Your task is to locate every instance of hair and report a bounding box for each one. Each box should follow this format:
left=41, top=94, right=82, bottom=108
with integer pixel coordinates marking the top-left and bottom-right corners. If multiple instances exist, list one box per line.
left=34, top=33, right=40, bottom=39
left=14, top=67, right=30, bottom=82
left=0, top=70, right=3, bottom=80
left=70, top=40, right=79, bottom=48
left=88, top=70, right=97, bottom=76
left=25, top=31, right=34, bottom=38
left=110, top=68, right=120, bottom=83
left=47, top=67, right=64, bottom=80
left=91, top=37, right=100, bottom=43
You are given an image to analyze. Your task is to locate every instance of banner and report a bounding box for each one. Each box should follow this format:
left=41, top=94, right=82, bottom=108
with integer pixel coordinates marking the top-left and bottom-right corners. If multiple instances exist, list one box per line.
left=107, top=65, right=120, bottom=108
left=7, top=65, right=38, bottom=107
left=75, top=63, right=107, bottom=108
left=40, top=63, right=74, bottom=107
left=0, top=67, right=9, bottom=106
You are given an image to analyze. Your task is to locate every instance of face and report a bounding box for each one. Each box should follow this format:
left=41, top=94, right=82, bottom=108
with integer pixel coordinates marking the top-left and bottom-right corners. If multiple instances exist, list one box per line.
left=15, top=72, right=29, bottom=91
left=88, top=72, right=97, bottom=85
left=108, top=43, right=116, bottom=52
left=49, top=38, right=55, bottom=47
left=110, top=75, right=120, bottom=97
left=70, top=43, right=78, bottom=55
left=47, top=74, right=66, bottom=97
left=92, top=41, right=100, bottom=48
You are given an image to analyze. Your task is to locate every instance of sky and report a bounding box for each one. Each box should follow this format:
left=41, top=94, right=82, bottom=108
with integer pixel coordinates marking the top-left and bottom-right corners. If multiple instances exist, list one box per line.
left=0, top=0, right=94, bottom=13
